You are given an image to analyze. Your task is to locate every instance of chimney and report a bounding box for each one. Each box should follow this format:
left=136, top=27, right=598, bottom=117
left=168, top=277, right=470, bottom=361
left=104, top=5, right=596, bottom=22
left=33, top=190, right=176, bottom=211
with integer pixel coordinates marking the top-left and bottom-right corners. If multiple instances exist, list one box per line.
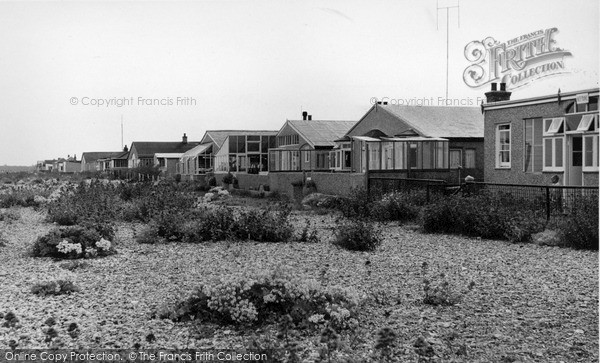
left=182, top=133, right=188, bottom=144
left=485, top=82, right=512, bottom=103
left=302, top=111, right=308, bottom=120
left=123, top=145, right=129, bottom=152
left=308, top=115, right=312, bottom=121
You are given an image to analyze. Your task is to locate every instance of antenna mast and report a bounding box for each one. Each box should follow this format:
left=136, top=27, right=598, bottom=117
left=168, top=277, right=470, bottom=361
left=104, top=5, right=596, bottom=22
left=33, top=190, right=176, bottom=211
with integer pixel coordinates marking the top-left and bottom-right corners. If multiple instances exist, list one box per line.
left=121, top=115, right=124, bottom=150
left=437, top=0, right=460, bottom=103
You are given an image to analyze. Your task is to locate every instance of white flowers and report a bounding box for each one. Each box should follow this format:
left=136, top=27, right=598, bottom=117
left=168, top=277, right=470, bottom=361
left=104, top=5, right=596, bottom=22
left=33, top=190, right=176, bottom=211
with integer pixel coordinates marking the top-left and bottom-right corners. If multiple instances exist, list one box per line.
left=95, top=238, right=111, bottom=251
left=56, top=240, right=82, bottom=255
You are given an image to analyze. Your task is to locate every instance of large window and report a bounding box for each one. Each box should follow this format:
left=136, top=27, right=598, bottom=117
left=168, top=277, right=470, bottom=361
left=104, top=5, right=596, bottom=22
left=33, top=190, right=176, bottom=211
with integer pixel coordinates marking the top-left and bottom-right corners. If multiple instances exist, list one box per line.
left=496, top=124, right=511, bottom=168
left=543, top=137, right=563, bottom=171
left=465, top=149, right=476, bottom=169
left=524, top=118, right=543, bottom=173
left=449, top=149, right=462, bottom=169
left=583, top=135, right=599, bottom=172
left=277, top=134, right=299, bottom=147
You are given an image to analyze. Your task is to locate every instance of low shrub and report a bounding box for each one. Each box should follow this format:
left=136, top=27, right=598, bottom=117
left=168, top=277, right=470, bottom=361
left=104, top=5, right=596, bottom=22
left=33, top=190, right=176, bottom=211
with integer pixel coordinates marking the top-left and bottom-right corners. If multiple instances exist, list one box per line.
left=234, top=207, right=293, bottom=242
left=31, top=280, right=79, bottom=296
left=31, top=224, right=116, bottom=259
left=370, top=191, right=421, bottom=223
left=222, top=173, right=234, bottom=186
left=0, top=208, right=20, bottom=222
left=336, top=187, right=374, bottom=219
left=420, top=193, right=546, bottom=242
left=0, top=190, right=41, bottom=208
left=555, top=194, right=599, bottom=250
left=297, top=221, right=319, bottom=243
left=157, top=266, right=360, bottom=330
left=333, top=218, right=382, bottom=252
left=207, top=176, right=217, bottom=187
left=181, top=207, right=235, bottom=242
left=180, top=206, right=293, bottom=243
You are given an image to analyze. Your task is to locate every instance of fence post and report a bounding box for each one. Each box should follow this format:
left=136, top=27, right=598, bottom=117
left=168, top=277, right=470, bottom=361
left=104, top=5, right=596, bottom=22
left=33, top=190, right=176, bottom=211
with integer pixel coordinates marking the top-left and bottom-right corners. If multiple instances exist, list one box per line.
left=426, top=180, right=430, bottom=203
left=545, top=186, right=551, bottom=221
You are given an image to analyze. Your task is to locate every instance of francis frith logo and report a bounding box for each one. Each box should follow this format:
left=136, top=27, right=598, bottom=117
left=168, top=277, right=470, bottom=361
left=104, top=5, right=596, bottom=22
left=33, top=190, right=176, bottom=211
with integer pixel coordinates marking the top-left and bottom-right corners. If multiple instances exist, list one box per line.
left=463, top=28, right=572, bottom=90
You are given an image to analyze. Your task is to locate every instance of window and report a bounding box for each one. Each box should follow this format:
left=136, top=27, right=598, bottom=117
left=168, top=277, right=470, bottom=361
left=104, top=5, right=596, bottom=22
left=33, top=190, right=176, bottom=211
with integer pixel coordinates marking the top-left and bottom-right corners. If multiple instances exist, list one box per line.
left=524, top=118, right=543, bottom=173
left=544, top=117, right=564, bottom=135
left=449, top=149, right=462, bottom=169
left=496, top=124, right=511, bottom=168
left=465, top=149, right=476, bottom=168
left=305, top=150, right=310, bottom=163
left=583, top=135, right=599, bottom=171
left=577, top=114, right=596, bottom=132
left=543, top=137, right=564, bottom=171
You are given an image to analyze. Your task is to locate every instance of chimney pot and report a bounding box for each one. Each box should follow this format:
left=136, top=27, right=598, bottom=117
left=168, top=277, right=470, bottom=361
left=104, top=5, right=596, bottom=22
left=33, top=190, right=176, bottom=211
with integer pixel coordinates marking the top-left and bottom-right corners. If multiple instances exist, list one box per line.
left=491, top=83, right=497, bottom=91
left=182, top=133, right=188, bottom=144
left=383, top=101, right=388, bottom=105
left=500, top=83, right=507, bottom=91
left=308, top=115, right=312, bottom=121
left=302, top=111, right=308, bottom=120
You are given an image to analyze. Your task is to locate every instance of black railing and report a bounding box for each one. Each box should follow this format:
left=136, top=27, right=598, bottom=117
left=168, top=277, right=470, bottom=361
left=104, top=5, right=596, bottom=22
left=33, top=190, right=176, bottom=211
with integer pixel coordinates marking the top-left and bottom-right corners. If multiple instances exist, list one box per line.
left=367, top=177, right=599, bottom=221
left=368, top=177, right=448, bottom=203
left=460, top=182, right=599, bottom=220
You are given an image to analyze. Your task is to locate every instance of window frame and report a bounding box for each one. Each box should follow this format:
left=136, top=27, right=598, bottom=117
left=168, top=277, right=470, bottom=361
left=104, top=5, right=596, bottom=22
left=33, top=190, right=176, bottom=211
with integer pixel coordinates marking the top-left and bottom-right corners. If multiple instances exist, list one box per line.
left=542, top=136, right=564, bottom=172
left=464, top=148, right=476, bottom=169
left=449, top=149, right=462, bottom=169
left=495, top=124, right=511, bottom=169
left=583, top=134, right=599, bottom=172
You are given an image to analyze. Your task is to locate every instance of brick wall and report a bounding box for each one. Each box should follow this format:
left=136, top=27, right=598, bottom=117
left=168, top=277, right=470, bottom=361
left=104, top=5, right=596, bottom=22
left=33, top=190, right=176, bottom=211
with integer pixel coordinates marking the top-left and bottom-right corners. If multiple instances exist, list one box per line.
left=484, top=101, right=566, bottom=185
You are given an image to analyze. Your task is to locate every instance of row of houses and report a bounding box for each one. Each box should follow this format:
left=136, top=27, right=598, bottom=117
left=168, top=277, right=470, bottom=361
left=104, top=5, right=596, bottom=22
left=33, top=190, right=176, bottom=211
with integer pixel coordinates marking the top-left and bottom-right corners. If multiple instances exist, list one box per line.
left=49, top=85, right=598, bottom=195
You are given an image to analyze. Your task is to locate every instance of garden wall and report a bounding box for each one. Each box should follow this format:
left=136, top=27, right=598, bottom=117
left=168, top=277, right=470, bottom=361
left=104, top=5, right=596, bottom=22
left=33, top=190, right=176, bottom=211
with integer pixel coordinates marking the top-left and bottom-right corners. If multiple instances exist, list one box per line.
left=268, top=172, right=366, bottom=197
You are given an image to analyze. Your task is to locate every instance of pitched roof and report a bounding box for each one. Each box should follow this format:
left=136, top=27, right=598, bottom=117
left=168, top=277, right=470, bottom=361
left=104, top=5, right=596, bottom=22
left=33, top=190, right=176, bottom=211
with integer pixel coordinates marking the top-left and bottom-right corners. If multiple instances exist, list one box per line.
left=202, top=130, right=278, bottom=148
left=181, top=143, right=213, bottom=160
left=130, top=142, right=200, bottom=157
left=378, top=105, right=483, bottom=138
left=286, top=120, right=357, bottom=148
left=81, top=152, right=123, bottom=163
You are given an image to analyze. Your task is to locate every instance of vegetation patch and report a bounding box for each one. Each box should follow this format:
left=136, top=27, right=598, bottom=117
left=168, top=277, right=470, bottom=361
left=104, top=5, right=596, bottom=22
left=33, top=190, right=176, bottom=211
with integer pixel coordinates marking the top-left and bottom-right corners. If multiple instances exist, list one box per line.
left=156, top=266, right=360, bottom=330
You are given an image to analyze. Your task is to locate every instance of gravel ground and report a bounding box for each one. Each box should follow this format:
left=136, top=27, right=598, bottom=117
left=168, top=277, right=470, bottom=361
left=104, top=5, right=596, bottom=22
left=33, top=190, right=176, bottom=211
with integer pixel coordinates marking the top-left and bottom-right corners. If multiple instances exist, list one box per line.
left=0, top=207, right=598, bottom=362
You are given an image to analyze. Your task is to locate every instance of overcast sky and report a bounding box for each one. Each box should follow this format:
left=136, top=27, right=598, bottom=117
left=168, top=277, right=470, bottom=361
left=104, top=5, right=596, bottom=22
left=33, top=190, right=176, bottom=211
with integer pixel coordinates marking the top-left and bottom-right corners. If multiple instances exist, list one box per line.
left=0, top=0, right=598, bottom=165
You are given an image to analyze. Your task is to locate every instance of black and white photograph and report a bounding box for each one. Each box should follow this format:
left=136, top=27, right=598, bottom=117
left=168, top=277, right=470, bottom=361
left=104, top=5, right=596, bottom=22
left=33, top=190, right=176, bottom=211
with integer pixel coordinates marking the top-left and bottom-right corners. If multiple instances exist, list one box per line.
left=0, top=0, right=598, bottom=361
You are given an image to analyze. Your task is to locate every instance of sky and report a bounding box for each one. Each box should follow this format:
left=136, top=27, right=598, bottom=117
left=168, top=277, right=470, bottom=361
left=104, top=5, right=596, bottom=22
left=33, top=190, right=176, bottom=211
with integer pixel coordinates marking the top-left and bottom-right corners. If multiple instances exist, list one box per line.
left=0, top=0, right=598, bottom=165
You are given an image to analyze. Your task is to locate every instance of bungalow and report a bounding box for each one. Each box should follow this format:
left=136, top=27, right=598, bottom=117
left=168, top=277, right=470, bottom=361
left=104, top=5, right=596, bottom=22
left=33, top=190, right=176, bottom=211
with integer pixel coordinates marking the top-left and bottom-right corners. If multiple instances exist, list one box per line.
left=36, top=160, right=57, bottom=172
left=338, top=103, right=484, bottom=183
left=96, top=147, right=130, bottom=176
left=81, top=152, right=123, bottom=172
left=128, top=133, right=199, bottom=169
left=268, top=112, right=356, bottom=172
left=154, top=153, right=184, bottom=176
left=482, top=84, right=599, bottom=186
left=56, top=156, right=81, bottom=173
left=213, top=131, right=278, bottom=173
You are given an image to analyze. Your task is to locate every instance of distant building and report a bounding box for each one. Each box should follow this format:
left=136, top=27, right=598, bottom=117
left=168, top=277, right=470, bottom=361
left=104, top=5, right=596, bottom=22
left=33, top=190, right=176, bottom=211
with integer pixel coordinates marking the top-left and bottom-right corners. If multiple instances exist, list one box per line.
left=128, top=133, right=199, bottom=170
left=36, top=160, right=58, bottom=172
left=154, top=153, right=184, bottom=176
left=483, top=85, right=599, bottom=186
left=337, top=103, right=484, bottom=183
left=268, top=112, right=356, bottom=172
left=81, top=152, right=123, bottom=172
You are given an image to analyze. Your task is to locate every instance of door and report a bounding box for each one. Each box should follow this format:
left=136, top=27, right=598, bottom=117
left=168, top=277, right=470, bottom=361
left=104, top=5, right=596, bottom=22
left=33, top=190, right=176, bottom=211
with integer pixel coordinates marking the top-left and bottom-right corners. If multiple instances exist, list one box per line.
left=567, top=135, right=583, bottom=186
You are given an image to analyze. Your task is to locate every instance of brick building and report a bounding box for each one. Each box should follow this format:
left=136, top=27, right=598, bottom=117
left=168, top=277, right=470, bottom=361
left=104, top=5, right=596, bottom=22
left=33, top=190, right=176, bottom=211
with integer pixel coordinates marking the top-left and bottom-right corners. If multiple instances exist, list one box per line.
left=483, top=85, right=599, bottom=186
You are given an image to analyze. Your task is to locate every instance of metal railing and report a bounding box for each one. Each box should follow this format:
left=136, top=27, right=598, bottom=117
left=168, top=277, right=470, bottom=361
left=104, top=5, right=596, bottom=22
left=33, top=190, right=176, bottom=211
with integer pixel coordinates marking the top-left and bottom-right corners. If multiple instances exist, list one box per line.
left=367, top=177, right=599, bottom=221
